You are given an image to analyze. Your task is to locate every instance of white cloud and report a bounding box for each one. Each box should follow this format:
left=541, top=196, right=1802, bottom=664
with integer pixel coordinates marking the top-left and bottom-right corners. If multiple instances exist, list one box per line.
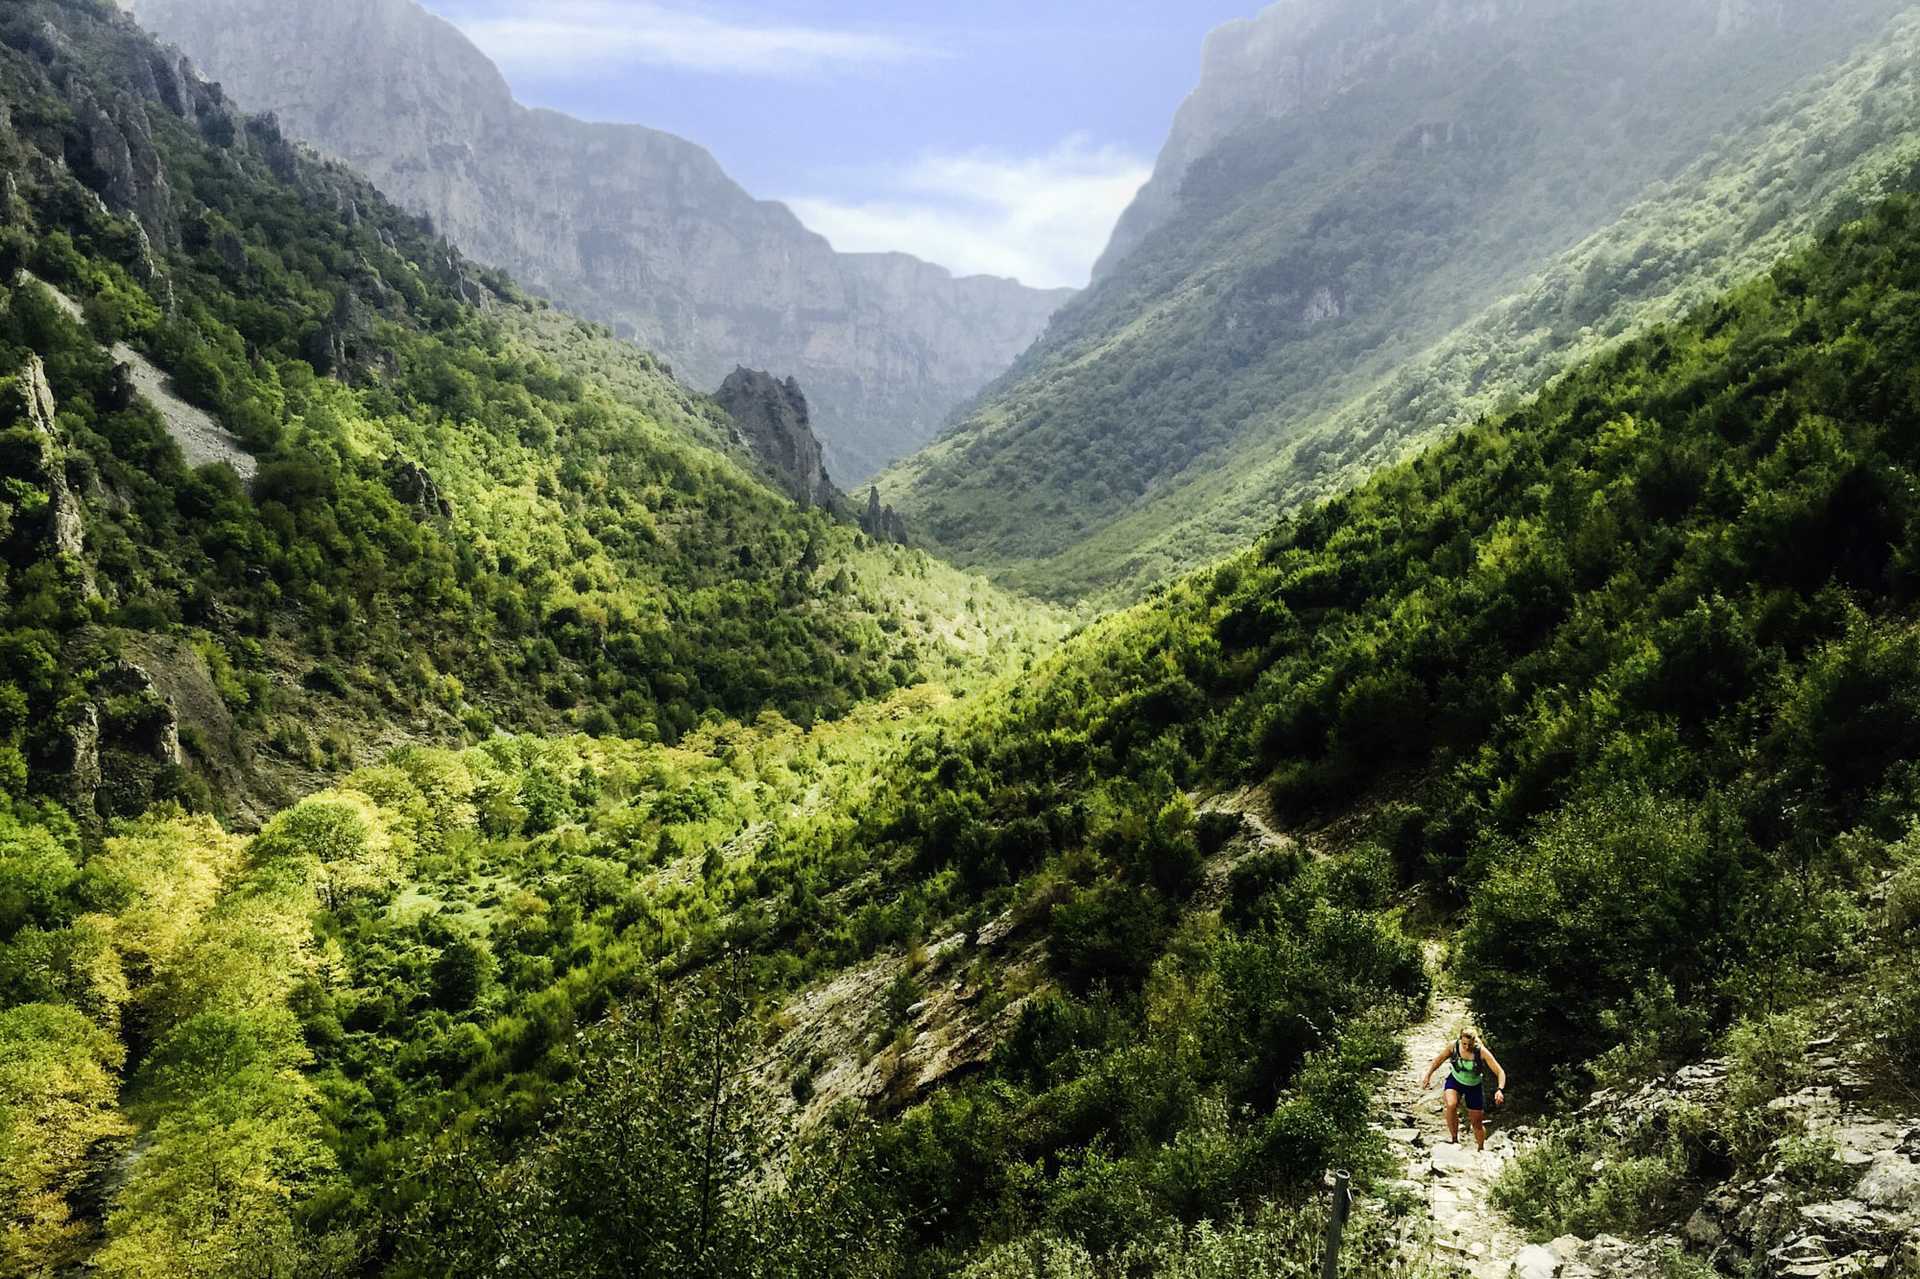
left=451, top=1, right=930, bottom=78
left=786, top=138, right=1151, bottom=290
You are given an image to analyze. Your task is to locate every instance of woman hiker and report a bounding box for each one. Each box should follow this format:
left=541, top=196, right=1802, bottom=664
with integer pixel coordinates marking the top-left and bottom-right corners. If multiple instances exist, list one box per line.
left=1418, top=1027, right=1507, bottom=1151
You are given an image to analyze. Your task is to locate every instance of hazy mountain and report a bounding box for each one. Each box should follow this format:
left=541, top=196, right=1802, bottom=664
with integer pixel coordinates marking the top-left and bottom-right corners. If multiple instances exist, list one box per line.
left=121, top=0, right=1073, bottom=483
left=881, top=0, right=1920, bottom=601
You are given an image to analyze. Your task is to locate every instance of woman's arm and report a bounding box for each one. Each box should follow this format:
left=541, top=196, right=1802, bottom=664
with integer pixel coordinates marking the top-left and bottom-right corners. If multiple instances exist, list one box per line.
left=1483, top=1049, right=1508, bottom=1097
left=1417, top=1047, right=1452, bottom=1088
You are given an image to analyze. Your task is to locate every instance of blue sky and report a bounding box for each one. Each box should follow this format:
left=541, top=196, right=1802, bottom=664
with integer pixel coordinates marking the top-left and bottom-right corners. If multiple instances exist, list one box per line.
left=421, top=1, right=1260, bottom=288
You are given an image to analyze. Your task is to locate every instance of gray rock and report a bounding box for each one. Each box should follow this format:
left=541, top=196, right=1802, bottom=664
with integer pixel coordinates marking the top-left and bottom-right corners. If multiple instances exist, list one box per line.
left=1795, top=1199, right=1882, bottom=1240
left=10, top=356, right=92, bottom=586
left=17, top=353, right=57, bottom=434
left=1511, top=1243, right=1561, bottom=1279
left=1855, top=1151, right=1920, bottom=1214
left=66, top=704, right=102, bottom=818
left=67, top=82, right=175, bottom=248
left=716, top=369, right=842, bottom=513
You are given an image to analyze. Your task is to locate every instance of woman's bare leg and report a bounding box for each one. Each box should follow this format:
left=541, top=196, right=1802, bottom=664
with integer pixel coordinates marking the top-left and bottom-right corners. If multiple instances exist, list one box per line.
left=1443, top=1089, right=1461, bottom=1143
left=1469, top=1108, right=1488, bottom=1151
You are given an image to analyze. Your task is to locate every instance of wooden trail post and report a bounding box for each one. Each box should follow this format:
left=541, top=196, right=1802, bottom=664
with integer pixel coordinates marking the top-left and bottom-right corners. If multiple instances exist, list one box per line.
left=1322, top=1169, right=1353, bottom=1279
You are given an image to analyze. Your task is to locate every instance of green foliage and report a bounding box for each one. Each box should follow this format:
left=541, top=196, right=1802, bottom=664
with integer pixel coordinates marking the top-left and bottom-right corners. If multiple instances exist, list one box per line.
left=1494, top=1116, right=1701, bottom=1240
left=11, top=2, right=1920, bottom=1274
left=1867, top=951, right=1920, bottom=1072
left=0, top=0, right=1064, bottom=840
left=402, top=978, right=902, bottom=1279
left=1460, top=791, right=1764, bottom=1064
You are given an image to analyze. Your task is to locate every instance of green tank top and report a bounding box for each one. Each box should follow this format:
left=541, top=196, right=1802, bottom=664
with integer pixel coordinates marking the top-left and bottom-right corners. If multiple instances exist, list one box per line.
left=1450, top=1047, right=1485, bottom=1087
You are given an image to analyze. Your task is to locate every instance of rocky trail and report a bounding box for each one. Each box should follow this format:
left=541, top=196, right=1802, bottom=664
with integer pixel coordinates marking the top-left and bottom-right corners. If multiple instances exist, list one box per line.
left=1378, top=947, right=1560, bottom=1279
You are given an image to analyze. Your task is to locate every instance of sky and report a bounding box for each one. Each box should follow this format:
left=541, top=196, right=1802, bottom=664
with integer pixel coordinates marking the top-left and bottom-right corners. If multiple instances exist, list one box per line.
left=420, top=1, right=1260, bottom=289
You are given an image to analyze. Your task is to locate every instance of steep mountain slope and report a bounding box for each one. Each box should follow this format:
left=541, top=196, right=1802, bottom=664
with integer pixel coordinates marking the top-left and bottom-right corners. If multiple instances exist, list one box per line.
left=25, top=160, right=1920, bottom=1279
left=8, top=3, right=1920, bottom=1278
left=0, top=0, right=1059, bottom=829
left=883, top=0, right=1920, bottom=601
left=120, top=0, right=1074, bottom=483
left=12, top=0, right=1920, bottom=1258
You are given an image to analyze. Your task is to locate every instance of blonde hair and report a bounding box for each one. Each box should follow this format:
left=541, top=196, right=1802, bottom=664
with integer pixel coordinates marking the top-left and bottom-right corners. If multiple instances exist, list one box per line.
left=1457, top=1026, right=1482, bottom=1046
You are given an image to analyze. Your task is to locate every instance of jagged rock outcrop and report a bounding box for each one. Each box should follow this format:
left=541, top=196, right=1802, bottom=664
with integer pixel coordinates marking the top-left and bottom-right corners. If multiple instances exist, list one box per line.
left=124, top=0, right=1074, bottom=483
left=60, top=658, right=186, bottom=823
left=63, top=703, right=103, bottom=817
left=1530, top=1044, right=1920, bottom=1279
left=10, top=355, right=92, bottom=589
left=862, top=487, right=909, bottom=546
left=386, top=458, right=452, bottom=522
left=69, top=81, right=175, bottom=248
left=716, top=369, right=840, bottom=512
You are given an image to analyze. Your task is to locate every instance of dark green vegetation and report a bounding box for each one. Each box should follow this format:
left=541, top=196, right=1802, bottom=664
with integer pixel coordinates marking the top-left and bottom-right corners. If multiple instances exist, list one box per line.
left=884, top=0, right=1920, bottom=603
left=7, top=0, right=1920, bottom=1276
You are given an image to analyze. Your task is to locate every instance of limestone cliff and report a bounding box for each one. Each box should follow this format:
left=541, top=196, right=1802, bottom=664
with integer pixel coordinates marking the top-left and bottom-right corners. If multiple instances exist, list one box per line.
left=1096, top=0, right=1814, bottom=278
left=122, top=0, right=1073, bottom=483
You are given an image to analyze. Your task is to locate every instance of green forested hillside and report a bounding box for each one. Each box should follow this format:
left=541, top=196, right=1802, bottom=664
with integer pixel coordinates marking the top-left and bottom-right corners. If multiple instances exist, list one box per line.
left=883, top=0, right=1920, bottom=604
left=16, top=127, right=1920, bottom=1279
left=0, top=0, right=1060, bottom=823
left=8, top=1, right=1920, bottom=1277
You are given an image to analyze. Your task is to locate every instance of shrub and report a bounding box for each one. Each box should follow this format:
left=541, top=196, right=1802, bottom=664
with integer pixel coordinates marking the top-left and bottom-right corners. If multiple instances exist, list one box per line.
left=1461, top=789, right=1761, bottom=1065
left=1724, top=1011, right=1816, bottom=1114
left=1048, top=881, right=1171, bottom=991
left=1868, top=954, right=1920, bottom=1073
left=1494, top=1117, right=1697, bottom=1238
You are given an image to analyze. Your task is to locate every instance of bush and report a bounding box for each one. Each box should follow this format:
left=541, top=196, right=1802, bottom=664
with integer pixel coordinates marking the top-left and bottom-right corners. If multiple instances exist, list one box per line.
left=1724, top=1011, right=1816, bottom=1114
left=1048, top=881, right=1171, bottom=991
left=1868, top=954, right=1920, bottom=1073
left=1461, top=789, right=1761, bottom=1065
left=1494, top=1117, right=1698, bottom=1238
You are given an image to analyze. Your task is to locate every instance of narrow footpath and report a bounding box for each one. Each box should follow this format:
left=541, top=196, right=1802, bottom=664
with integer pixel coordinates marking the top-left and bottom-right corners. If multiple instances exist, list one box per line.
left=1378, top=945, right=1558, bottom=1279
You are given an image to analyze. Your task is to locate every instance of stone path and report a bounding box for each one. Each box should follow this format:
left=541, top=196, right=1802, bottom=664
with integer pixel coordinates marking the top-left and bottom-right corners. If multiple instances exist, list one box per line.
left=1379, top=946, right=1558, bottom=1279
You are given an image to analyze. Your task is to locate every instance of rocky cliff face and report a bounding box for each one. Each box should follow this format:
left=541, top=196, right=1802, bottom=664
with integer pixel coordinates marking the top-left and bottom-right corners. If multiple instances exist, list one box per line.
left=1096, top=0, right=1811, bottom=278
left=715, top=368, right=840, bottom=514
left=122, top=0, right=1073, bottom=483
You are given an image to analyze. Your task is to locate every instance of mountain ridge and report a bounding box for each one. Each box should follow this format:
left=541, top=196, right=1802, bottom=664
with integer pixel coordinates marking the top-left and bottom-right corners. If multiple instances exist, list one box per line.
left=884, top=0, right=1918, bottom=602
left=121, top=0, right=1074, bottom=483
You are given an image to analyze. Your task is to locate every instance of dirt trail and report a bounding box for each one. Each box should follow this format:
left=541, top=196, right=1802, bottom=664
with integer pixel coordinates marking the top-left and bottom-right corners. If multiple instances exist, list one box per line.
left=1381, top=944, right=1558, bottom=1279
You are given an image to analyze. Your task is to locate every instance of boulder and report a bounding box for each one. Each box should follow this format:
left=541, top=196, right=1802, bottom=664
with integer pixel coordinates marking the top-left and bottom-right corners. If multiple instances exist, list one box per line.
left=1794, top=1199, right=1882, bottom=1240
left=1855, top=1151, right=1920, bottom=1215
left=1512, top=1243, right=1561, bottom=1279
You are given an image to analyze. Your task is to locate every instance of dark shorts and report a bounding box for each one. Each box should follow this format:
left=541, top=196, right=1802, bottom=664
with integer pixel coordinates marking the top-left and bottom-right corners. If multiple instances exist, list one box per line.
left=1445, top=1077, right=1485, bottom=1112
